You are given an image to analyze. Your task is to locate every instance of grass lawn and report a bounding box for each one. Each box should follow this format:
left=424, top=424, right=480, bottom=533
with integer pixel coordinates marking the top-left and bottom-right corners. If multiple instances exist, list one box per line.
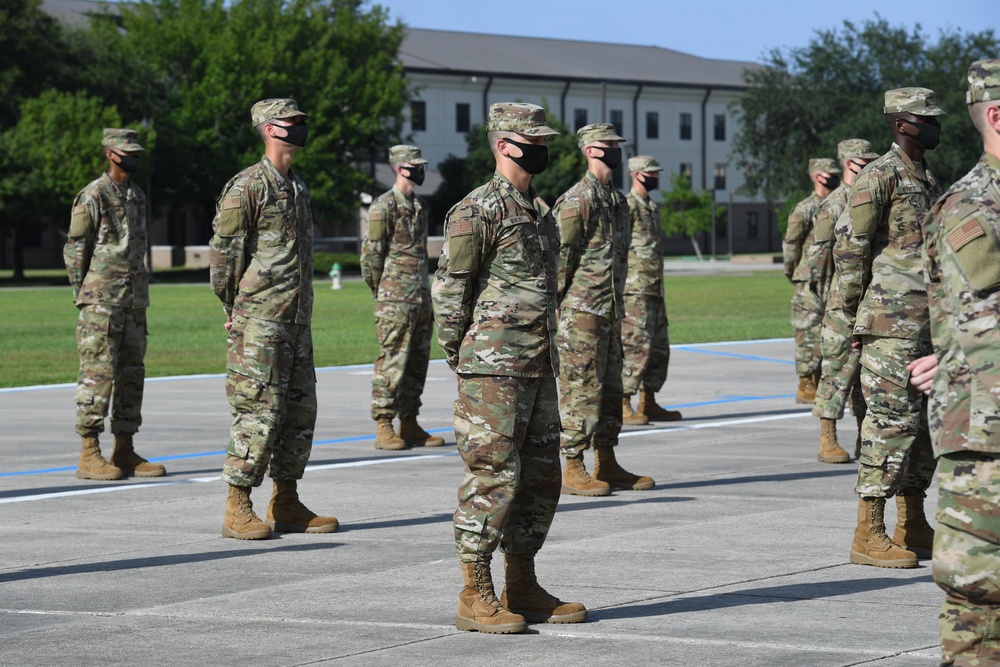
left=0, top=271, right=792, bottom=388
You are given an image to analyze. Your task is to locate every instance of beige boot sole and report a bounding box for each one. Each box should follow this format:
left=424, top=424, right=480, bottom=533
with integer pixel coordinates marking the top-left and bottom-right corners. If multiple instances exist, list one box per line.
left=560, top=484, right=611, bottom=497
left=222, top=525, right=272, bottom=540
left=849, top=549, right=918, bottom=568
left=817, top=452, right=850, bottom=464
left=266, top=519, right=339, bottom=534
left=76, top=469, right=123, bottom=481
left=455, top=615, right=527, bottom=634
left=513, top=608, right=589, bottom=624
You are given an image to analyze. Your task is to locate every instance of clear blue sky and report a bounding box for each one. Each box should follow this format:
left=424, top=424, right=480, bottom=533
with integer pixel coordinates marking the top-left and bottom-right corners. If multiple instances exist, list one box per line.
left=368, top=0, right=997, bottom=63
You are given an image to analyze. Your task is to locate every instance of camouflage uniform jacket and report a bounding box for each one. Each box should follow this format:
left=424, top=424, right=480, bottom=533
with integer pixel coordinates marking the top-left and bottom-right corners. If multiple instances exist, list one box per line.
left=553, top=171, right=630, bottom=320
left=809, top=183, right=852, bottom=308
left=360, top=185, right=430, bottom=305
left=836, top=144, right=941, bottom=338
left=923, top=152, right=1000, bottom=457
left=63, top=173, right=149, bottom=308
left=782, top=192, right=822, bottom=281
left=624, top=188, right=665, bottom=297
left=431, top=170, right=559, bottom=378
left=209, top=156, right=314, bottom=324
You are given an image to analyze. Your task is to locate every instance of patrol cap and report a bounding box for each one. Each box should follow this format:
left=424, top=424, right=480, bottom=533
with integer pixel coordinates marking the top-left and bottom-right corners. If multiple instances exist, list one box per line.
left=808, top=158, right=841, bottom=175
left=388, top=144, right=428, bottom=165
left=837, top=139, right=879, bottom=162
left=967, top=59, right=1000, bottom=104
left=577, top=123, right=626, bottom=147
left=883, top=87, right=946, bottom=116
left=250, top=98, right=309, bottom=127
left=486, top=103, right=559, bottom=136
left=628, top=155, right=663, bottom=173
left=102, top=128, right=144, bottom=153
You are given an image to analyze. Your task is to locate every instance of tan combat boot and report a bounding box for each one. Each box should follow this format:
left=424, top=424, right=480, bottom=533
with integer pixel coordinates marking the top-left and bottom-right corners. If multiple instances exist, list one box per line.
left=456, top=560, right=527, bottom=634
left=374, top=417, right=406, bottom=450
left=110, top=433, right=166, bottom=477
left=817, top=418, right=850, bottom=464
left=500, top=554, right=587, bottom=624
left=76, top=435, right=123, bottom=481
left=594, top=446, right=655, bottom=490
left=561, top=455, right=611, bottom=496
left=796, top=375, right=817, bottom=404
left=638, top=390, right=682, bottom=422
left=849, top=497, right=917, bottom=568
left=266, top=479, right=339, bottom=534
left=622, top=396, right=649, bottom=426
left=893, top=494, right=934, bottom=559
left=222, top=485, right=272, bottom=540
left=398, top=416, right=445, bottom=447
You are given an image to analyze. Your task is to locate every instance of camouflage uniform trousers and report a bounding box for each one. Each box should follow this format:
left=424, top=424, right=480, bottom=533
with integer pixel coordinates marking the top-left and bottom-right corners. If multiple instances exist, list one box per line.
left=855, top=335, right=936, bottom=498
left=812, top=308, right=866, bottom=421
left=75, top=304, right=146, bottom=436
left=621, top=294, right=670, bottom=397
left=371, top=298, right=432, bottom=421
left=453, top=374, right=561, bottom=561
left=557, top=308, right=623, bottom=458
left=791, top=281, right=824, bottom=377
left=223, top=315, right=317, bottom=488
left=934, top=452, right=1000, bottom=667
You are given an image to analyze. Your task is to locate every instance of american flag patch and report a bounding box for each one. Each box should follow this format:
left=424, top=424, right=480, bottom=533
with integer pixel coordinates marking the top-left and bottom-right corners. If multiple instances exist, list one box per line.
left=947, top=219, right=985, bottom=251
left=850, top=191, right=871, bottom=207
left=449, top=218, right=473, bottom=237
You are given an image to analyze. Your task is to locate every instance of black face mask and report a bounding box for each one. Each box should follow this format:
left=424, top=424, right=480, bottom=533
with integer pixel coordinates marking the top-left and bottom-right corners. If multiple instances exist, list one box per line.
left=902, top=119, right=940, bottom=150
left=592, top=145, right=622, bottom=170
left=639, top=175, right=659, bottom=192
left=504, top=137, right=549, bottom=175
left=819, top=175, right=840, bottom=190
left=401, top=165, right=425, bottom=186
left=113, top=153, right=141, bottom=174
left=275, top=120, right=309, bottom=147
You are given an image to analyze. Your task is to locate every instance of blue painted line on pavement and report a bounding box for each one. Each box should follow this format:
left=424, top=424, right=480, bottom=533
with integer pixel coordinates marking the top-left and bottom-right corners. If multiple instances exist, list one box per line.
left=674, top=346, right=795, bottom=365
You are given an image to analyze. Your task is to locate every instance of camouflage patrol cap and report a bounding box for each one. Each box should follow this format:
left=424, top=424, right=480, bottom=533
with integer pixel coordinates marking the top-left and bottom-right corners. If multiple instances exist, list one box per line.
left=388, top=144, right=428, bottom=165
left=628, top=155, right=662, bottom=173
left=250, top=98, right=309, bottom=127
left=486, top=103, right=559, bottom=136
left=967, top=59, right=1000, bottom=104
left=808, top=158, right=841, bottom=175
left=102, top=128, right=144, bottom=153
left=577, top=123, right=626, bottom=147
left=837, top=139, right=879, bottom=161
left=883, top=87, right=946, bottom=116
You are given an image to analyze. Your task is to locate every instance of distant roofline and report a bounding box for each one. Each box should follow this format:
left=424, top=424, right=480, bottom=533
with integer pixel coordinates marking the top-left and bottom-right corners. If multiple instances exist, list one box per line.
left=404, top=66, right=748, bottom=92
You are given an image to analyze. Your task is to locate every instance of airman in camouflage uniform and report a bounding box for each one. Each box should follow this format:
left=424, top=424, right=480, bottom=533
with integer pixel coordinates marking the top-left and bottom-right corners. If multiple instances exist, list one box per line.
left=621, top=155, right=682, bottom=424
left=360, top=144, right=443, bottom=450
left=836, top=87, right=945, bottom=568
left=209, top=98, right=337, bottom=540
left=433, top=102, right=586, bottom=634
left=64, top=128, right=165, bottom=481
left=783, top=158, right=841, bottom=403
left=811, top=139, right=880, bottom=464
left=922, top=59, right=1000, bottom=667
left=553, top=123, right=655, bottom=497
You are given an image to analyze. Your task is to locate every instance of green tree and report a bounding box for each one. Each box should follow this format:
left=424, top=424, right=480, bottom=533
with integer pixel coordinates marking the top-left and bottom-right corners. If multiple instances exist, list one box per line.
left=660, top=173, right=724, bottom=260
left=0, top=0, right=63, bottom=127
left=732, top=15, right=1000, bottom=205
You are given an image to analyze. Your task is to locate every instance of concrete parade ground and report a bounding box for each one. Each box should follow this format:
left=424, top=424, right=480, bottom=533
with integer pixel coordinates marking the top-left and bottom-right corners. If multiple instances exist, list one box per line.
left=1, top=338, right=942, bottom=666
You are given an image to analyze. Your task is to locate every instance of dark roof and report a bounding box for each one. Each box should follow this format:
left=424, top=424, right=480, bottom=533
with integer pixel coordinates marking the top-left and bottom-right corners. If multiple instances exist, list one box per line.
left=400, top=28, right=758, bottom=90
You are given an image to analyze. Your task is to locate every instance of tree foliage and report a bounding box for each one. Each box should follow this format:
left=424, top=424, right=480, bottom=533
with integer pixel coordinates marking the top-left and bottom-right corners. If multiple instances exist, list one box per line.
left=659, top=173, right=724, bottom=260
left=732, top=15, right=1000, bottom=204
left=0, top=0, right=63, bottom=127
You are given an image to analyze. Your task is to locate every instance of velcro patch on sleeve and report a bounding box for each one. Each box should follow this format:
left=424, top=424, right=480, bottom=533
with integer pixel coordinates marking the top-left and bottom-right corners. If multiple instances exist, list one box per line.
left=560, top=206, right=579, bottom=220
left=947, top=219, right=986, bottom=251
left=449, top=218, right=474, bottom=237
left=222, top=197, right=242, bottom=210
left=850, top=191, right=872, bottom=207
left=72, top=204, right=86, bottom=215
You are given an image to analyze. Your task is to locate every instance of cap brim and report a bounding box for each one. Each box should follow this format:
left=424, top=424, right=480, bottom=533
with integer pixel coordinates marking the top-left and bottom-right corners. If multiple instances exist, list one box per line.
left=856, top=152, right=880, bottom=159
left=914, top=106, right=946, bottom=116
left=409, top=157, right=429, bottom=165
left=118, top=143, right=145, bottom=153
left=519, top=126, right=560, bottom=137
left=644, top=166, right=664, bottom=172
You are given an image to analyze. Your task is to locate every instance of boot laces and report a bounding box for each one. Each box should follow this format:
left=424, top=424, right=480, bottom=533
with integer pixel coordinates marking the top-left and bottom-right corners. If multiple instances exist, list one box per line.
left=868, top=502, right=895, bottom=547
left=474, top=562, right=503, bottom=610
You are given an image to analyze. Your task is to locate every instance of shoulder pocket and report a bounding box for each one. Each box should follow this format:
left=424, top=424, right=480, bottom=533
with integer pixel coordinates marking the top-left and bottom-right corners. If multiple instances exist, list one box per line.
left=446, top=211, right=478, bottom=276
left=948, top=217, right=1000, bottom=292
left=216, top=197, right=245, bottom=237
left=69, top=204, right=90, bottom=237
left=849, top=189, right=877, bottom=236
left=558, top=204, right=582, bottom=244
left=368, top=209, right=386, bottom=241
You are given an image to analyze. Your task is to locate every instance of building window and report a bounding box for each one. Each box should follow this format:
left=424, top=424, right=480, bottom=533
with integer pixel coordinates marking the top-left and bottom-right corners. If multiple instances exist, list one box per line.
left=680, top=112, right=692, bottom=140
left=680, top=163, right=693, bottom=182
left=609, top=109, right=623, bottom=136
left=646, top=111, right=659, bottom=139
left=714, top=114, right=726, bottom=141
left=574, top=108, right=588, bottom=131
left=747, top=211, right=759, bottom=239
left=411, top=101, right=426, bottom=132
left=455, top=103, right=470, bottom=133
left=713, top=163, right=727, bottom=190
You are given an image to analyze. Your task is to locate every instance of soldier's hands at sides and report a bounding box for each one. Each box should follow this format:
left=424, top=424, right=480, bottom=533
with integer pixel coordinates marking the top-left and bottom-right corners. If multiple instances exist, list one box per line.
left=907, top=354, right=937, bottom=395
left=851, top=335, right=863, bottom=351
left=225, top=316, right=233, bottom=331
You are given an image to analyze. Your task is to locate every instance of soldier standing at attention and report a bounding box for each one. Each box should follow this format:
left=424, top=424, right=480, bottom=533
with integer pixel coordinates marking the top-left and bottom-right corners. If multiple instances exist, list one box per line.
left=918, top=59, right=1000, bottom=667
left=811, top=139, right=880, bottom=463
left=361, top=144, right=443, bottom=450
left=209, top=98, right=337, bottom=540
left=554, top=123, right=654, bottom=497
left=783, top=158, right=840, bottom=404
left=836, top=87, right=945, bottom=568
left=433, top=102, right=587, bottom=634
left=64, top=128, right=165, bottom=481
left=621, top=155, right=682, bottom=425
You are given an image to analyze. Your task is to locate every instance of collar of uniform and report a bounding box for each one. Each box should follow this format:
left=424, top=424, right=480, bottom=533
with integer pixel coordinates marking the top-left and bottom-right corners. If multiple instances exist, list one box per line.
left=890, top=143, right=928, bottom=183
left=101, top=171, right=131, bottom=199
left=629, top=187, right=653, bottom=206
left=261, top=155, right=293, bottom=191
left=985, top=151, right=1000, bottom=173
left=391, top=184, right=415, bottom=211
left=492, top=170, right=535, bottom=211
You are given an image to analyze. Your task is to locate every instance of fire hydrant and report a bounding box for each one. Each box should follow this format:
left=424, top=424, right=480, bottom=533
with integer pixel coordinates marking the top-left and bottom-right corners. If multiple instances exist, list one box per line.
left=329, top=262, right=342, bottom=290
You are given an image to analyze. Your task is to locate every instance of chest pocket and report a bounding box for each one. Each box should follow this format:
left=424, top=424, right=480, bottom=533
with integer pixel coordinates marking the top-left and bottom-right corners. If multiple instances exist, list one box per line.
left=394, top=204, right=415, bottom=246
left=259, top=190, right=297, bottom=247
left=892, top=184, right=930, bottom=247
left=494, top=215, right=542, bottom=283
left=586, top=204, right=612, bottom=250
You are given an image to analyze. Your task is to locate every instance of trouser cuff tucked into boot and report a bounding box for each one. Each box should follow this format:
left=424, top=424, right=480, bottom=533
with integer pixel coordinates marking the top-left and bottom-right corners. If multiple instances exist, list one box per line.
left=222, top=485, right=272, bottom=540
left=849, top=496, right=917, bottom=568
left=76, top=435, right=123, bottom=481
